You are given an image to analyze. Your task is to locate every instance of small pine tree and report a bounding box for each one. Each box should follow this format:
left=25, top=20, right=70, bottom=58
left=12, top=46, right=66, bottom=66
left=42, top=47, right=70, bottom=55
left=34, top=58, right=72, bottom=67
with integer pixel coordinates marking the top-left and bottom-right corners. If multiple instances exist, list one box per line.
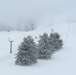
left=38, top=33, right=53, bottom=59
left=49, top=32, right=63, bottom=53
left=15, top=36, right=38, bottom=65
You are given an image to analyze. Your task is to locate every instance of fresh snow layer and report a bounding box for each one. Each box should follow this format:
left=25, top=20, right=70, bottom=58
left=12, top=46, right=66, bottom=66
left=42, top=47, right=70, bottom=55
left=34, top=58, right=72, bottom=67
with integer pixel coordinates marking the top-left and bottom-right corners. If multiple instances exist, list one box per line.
left=0, top=24, right=76, bottom=75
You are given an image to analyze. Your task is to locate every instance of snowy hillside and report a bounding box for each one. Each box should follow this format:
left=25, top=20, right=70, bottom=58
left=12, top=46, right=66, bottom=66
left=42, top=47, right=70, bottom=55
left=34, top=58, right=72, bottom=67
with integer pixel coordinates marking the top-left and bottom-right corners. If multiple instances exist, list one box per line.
left=0, top=24, right=76, bottom=75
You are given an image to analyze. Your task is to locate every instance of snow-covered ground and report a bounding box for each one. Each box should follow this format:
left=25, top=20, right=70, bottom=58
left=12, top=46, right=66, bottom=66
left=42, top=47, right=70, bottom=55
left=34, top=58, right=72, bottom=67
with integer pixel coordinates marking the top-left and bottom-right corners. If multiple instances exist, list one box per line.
left=0, top=23, right=76, bottom=75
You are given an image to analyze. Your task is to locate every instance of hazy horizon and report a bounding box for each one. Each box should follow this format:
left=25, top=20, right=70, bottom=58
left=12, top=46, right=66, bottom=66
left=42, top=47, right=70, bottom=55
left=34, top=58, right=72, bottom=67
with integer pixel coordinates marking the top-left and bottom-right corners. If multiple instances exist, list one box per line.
left=0, top=0, right=76, bottom=26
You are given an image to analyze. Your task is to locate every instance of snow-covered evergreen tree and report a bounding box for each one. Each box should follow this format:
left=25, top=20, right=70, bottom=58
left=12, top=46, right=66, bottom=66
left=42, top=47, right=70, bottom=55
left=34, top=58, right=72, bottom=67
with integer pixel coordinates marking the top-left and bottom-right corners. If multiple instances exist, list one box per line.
left=38, top=33, right=53, bottom=59
left=49, top=32, right=63, bottom=53
left=15, top=36, right=38, bottom=65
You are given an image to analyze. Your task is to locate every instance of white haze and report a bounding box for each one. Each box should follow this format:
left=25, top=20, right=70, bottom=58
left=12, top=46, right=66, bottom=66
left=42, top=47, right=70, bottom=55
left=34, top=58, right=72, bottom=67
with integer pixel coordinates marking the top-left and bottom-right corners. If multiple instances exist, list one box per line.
left=0, top=0, right=76, bottom=27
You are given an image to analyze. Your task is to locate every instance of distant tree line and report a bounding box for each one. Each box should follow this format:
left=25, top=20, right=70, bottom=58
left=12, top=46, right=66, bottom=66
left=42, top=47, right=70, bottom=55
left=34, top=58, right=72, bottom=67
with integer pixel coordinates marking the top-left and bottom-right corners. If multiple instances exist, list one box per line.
left=0, top=19, right=36, bottom=31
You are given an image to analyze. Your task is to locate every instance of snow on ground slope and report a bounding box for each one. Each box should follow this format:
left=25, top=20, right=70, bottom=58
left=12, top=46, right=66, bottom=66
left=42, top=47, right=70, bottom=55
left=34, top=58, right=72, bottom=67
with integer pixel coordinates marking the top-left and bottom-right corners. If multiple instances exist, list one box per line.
left=0, top=23, right=76, bottom=75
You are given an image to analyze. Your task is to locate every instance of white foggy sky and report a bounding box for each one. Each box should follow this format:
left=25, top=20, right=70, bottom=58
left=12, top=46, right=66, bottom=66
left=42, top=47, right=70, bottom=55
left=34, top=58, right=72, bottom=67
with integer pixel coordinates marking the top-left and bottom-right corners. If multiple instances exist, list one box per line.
left=0, top=0, right=76, bottom=26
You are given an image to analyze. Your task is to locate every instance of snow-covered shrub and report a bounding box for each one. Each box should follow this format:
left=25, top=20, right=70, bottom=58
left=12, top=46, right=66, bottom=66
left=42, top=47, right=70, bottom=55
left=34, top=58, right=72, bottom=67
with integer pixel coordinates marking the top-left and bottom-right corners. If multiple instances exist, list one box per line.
left=15, top=36, right=38, bottom=65
left=38, top=33, right=53, bottom=59
left=48, top=32, right=63, bottom=53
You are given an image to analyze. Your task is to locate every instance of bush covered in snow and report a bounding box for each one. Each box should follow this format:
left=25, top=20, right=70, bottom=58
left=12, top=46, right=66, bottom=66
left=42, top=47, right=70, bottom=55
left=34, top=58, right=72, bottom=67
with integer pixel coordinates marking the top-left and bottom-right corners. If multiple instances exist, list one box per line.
left=38, top=32, right=63, bottom=59
left=38, top=33, right=53, bottom=59
left=15, top=36, right=38, bottom=65
left=48, top=32, right=63, bottom=53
